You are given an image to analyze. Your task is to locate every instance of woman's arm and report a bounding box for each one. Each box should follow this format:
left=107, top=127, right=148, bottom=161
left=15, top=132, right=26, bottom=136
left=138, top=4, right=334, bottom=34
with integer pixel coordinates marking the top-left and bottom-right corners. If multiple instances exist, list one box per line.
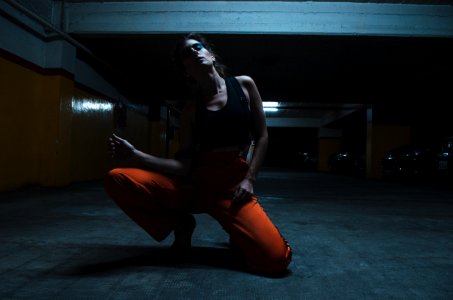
left=233, top=75, right=269, bottom=202
left=108, top=103, right=196, bottom=177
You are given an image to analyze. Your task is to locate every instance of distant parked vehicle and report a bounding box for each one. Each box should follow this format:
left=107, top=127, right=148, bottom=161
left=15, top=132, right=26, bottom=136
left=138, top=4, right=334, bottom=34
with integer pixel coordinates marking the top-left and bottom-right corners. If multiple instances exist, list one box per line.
left=295, top=151, right=318, bottom=171
left=329, top=150, right=365, bottom=176
left=382, top=144, right=437, bottom=180
left=434, top=136, right=453, bottom=179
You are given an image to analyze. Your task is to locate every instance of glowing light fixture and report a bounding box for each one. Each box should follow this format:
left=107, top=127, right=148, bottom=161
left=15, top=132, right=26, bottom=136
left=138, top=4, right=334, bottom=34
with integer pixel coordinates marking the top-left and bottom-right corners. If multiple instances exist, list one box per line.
left=72, top=99, right=113, bottom=113
left=263, top=101, right=279, bottom=112
left=263, top=101, right=279, bottom=107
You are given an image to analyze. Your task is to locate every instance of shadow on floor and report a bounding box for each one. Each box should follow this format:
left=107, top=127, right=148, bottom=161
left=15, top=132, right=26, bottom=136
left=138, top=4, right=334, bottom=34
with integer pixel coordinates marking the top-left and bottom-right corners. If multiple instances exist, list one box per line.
left=61, top=244, right=291, bottom=279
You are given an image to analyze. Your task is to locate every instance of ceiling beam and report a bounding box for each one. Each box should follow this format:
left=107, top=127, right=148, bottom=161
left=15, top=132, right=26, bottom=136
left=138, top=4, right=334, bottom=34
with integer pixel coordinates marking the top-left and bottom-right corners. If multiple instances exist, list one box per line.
left=320, top=104, right=365, bottom=127
left=64, top=1, right=453, bottom=37
left=266, top=117, right=321, bottom=128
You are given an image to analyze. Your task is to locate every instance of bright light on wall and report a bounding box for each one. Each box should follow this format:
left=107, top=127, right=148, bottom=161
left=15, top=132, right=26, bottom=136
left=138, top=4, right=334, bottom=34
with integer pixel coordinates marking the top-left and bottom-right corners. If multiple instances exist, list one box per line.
left=263, top=101, right=279, bottom=107
left=263, top=101, right=279, bottom=112
left=72, top=99, right=113, bottom=113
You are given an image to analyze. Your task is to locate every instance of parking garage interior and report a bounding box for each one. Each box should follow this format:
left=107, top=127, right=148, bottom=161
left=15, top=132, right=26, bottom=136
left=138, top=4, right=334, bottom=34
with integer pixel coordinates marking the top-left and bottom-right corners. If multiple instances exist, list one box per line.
left=1, top=0, right=453, bottom=299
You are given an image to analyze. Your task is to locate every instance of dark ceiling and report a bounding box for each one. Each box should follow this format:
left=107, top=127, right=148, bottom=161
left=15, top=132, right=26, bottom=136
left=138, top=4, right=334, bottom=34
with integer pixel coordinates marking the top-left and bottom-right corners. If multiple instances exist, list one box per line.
left=74, top=33, right=453, bottom=107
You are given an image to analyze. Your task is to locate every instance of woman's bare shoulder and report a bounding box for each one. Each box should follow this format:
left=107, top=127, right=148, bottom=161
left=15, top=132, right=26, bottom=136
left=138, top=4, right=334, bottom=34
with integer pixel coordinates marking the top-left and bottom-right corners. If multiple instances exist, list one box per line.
left=234, top=75, right=255, bottom=87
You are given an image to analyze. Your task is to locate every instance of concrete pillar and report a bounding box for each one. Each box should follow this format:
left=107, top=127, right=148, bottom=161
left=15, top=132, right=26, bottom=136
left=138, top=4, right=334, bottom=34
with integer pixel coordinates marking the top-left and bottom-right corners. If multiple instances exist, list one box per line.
left=318, top=128, right=342, bottom=172
left=366, top=105, right=411, bottom=179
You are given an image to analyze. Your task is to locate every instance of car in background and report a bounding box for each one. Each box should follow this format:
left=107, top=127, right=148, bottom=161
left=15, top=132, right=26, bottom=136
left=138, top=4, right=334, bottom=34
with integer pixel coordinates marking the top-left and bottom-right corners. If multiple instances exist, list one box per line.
left=382, top=144, right=437, bottom=180
left=295, top=151, right=318, bottom=171
left=329, top=150, right=366, bottom=176
left=435, top=136, right=453, bottom=179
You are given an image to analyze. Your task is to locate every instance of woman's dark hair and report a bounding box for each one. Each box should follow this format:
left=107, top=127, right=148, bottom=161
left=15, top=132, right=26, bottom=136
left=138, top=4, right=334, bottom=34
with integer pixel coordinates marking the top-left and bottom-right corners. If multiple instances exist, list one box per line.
left=172, top=33, right=229, bottom=79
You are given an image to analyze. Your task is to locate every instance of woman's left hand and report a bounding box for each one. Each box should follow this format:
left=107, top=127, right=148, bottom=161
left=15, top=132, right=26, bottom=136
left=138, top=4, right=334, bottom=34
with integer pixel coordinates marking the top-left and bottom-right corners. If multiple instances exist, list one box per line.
left=233, top=178, right=254, bottom=205
left=108, top=134, right=137, bottom=161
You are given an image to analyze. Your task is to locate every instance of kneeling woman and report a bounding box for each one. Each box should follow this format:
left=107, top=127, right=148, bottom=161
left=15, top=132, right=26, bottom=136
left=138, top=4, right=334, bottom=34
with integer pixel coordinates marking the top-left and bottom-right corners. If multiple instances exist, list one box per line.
left=104, top=33, right=292, bottom=275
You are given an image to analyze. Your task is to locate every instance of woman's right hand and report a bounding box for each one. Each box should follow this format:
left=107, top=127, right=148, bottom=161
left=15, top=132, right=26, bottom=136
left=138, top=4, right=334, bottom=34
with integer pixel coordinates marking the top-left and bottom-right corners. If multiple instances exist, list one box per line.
left=108, top=134, right=137, bottom=162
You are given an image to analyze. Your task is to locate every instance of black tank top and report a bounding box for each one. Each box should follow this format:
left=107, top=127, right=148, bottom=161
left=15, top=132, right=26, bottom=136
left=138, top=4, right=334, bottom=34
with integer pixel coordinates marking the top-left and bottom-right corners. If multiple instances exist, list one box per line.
left=196, top=77, right=252, bottom=150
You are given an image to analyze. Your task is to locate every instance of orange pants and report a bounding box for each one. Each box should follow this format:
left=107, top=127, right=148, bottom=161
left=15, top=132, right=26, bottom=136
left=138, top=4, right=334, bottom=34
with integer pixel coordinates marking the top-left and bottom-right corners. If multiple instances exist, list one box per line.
left=104, top=151, right=292, bottom=274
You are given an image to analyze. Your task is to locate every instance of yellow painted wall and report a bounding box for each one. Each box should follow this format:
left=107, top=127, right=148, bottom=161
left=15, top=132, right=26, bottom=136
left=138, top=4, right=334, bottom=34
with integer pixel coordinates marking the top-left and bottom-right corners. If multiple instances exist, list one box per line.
left=39, top=75, right=73, bottom=187
left=0, top=55, right=157, bottom=192
left=122, top=109, right=150, bottom=154
left=367, top=124, right=410, bottom=179
left=318, top=138, right=342, bottom=172
left=70, top=89, right=114, bottom=182
left=0, top=56, right=41, bottom=190
left=0, top=58, right=75, bottom=189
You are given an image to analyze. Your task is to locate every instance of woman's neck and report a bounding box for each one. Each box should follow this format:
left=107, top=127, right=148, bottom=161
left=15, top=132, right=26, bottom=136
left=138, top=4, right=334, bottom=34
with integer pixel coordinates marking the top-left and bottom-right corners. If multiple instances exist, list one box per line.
left=195, top=69, right=225, bottom=101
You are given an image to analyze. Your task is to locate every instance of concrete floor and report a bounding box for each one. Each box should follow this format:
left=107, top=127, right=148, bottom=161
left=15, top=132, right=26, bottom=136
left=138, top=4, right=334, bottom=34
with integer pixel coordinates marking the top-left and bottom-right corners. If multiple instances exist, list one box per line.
left=0, top=169, right=452, bottom=299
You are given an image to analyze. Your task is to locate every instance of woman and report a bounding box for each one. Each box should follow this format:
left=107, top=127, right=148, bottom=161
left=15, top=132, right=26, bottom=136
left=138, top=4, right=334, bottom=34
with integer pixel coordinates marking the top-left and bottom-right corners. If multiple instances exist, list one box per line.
left=104, top=33, right=292, bottom=275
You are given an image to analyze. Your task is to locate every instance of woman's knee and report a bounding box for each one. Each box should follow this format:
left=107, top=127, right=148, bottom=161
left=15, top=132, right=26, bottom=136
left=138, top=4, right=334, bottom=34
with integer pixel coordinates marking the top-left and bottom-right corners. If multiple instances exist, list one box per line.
left=104, top=167, right=152, bottom=191
left=254, top=247, right=292, bottom=276
left=103, top=168, right=145, bottom=201
left=104, top=168, right=127, bottom=193
left=246, top=240, right=292, bottom=276
left=105, top=168, right=124, bottom=181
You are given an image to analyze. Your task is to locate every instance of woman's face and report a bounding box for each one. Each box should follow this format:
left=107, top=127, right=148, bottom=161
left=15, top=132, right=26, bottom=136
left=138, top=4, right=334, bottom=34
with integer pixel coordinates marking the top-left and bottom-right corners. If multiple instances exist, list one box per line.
left=180, top=39, right=215, bottom=74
